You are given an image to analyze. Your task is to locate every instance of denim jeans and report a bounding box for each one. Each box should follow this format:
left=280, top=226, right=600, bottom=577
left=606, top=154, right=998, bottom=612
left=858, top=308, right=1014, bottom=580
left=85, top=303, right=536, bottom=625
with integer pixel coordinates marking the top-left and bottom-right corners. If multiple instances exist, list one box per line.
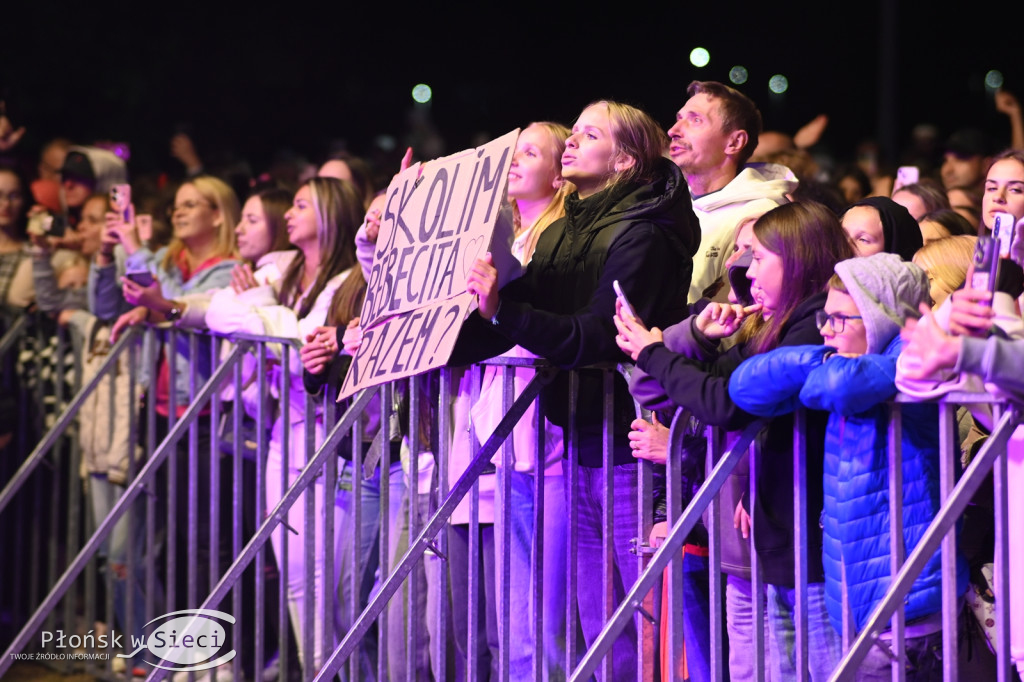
left=89, top=474, right=151, bottom=671
left=570, top=461, right=653, bottom=681
left=726, top=574, right=769, bottom=682
left=448, top=523, right=500, bottom=681
left=767, top=582, right=842, bottom=681
left=335, top=457, right=405, bottom=681
left=495, top=469, right=568, bottom=681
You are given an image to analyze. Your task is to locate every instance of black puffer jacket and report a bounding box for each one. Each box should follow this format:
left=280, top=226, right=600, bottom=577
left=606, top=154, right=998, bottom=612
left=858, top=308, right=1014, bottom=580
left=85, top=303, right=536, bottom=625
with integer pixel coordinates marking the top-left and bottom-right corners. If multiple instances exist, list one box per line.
left=451, top=158, right=700, bottom=466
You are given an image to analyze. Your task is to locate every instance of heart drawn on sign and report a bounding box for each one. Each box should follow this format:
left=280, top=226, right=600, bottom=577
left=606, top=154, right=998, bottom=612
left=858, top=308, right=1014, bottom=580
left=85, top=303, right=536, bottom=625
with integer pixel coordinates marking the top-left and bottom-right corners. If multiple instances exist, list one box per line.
left=462, top=236, right=485, bottom=280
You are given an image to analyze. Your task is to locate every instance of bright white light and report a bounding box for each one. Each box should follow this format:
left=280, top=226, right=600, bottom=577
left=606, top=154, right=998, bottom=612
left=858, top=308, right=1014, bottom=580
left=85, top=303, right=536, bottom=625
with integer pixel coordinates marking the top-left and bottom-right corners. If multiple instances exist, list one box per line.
left=729, top=66, right=748, bottom=85
left=985, top=70, right=1004, bottom=91
left=689, top=47, right=710, bottom=68
left=412, top=84, right=432, bottom=103
left=769, top=74, right=789, bottom=94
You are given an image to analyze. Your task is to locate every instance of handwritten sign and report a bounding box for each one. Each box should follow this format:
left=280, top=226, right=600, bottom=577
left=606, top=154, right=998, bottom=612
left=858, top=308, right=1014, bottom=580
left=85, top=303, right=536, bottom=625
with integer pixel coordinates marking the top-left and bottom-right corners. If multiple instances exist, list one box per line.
left=339, top=130, right=519, bottom=399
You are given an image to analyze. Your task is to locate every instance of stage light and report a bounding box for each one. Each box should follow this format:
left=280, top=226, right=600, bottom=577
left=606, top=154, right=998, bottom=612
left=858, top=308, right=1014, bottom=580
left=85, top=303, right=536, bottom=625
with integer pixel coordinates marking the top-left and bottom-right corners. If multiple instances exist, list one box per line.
left=412, top=84, right=433, bottom=104
left=729, top=66, right=748, bottom=85
left=769, top=74, right=789, bottom=94
left=690, top=47, right=710, bottom=68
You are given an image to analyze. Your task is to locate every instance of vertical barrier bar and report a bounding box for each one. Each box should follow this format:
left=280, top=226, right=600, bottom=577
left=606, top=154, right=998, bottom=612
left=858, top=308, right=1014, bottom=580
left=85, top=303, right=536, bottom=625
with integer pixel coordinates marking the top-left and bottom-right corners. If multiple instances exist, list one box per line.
left=299, top=349, right=315, bottom=680
left=188, top=331, right=200, bottom=617
left=991, top=403, right=1011, bottom=680
left=748, top=434, right=766, bottom=682
left=349, top=383, right=364, bottom=682
left=230, top=342, right=244, bottom=682
left=707, top=427, right=724, bottom=682
left=938, top=402, right=958, bottom=680
left=167, top=329, right=178, bottom=615
left=665, top=410, right=685, bottom=681
left=145, top=327, right=158, bottom=632
left=409, top=376, right=421, bottom=682
left=565, top=370, right=579, bottom=675
left=499, top=365, right=513, bottom=682
left=887, top=404, right=906, bottom=682
left=531, top=377, right=545, bottom=682
left=600, top=370, right=614, bottom=682
left=468, top=370, right=481, bottom=681
left=793, top=408, right=808, bottom=682
left=436, top=370, right=451, bottom=682
left=378, top=380, right=393, bottom=682
left=274, top=339, right=291, bottom=682
left=322, top=388, right=337, bottom=669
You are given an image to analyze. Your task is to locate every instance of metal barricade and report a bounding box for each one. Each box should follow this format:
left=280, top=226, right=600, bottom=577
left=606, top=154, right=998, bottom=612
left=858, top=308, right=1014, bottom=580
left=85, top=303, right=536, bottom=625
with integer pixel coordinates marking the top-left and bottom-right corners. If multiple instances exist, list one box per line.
left=4, top=313, right=1018, bottom=682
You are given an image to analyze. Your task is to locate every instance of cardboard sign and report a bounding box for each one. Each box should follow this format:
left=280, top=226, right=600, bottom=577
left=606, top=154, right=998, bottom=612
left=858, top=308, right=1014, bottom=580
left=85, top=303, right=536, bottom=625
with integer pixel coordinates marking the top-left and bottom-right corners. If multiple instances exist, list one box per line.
left=339, top=129, right=519, bottom=399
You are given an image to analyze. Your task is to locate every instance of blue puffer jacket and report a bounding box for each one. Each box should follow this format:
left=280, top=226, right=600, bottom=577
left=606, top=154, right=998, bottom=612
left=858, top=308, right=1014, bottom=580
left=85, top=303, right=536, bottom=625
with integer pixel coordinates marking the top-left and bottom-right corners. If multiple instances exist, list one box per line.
left=729, top=335, right=968, bottom=633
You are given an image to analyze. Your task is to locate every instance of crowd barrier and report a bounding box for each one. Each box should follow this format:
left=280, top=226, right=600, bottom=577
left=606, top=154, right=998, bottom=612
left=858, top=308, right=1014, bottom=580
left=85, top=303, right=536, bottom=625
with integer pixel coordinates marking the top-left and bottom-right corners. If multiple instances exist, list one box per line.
left=0, top=311, right=1019, bottom=681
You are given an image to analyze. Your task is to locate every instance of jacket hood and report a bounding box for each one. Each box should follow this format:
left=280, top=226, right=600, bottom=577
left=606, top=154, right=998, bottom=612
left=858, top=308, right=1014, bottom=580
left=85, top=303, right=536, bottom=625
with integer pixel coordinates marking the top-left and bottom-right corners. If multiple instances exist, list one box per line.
left=691, top=162, right=797, bottom=211
left=834, top=252, right=928, bottom=354
left=562, top=158, right=701, bottom=260
left=842, top=196, right=922, bottom=262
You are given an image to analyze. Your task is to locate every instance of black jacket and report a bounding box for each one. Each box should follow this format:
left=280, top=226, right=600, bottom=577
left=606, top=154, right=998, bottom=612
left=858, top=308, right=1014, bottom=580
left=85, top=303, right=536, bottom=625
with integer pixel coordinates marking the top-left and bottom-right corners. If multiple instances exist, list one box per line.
left=451, top=158, right=700, bottom=466
left=635, top=292, right=829, bottom=586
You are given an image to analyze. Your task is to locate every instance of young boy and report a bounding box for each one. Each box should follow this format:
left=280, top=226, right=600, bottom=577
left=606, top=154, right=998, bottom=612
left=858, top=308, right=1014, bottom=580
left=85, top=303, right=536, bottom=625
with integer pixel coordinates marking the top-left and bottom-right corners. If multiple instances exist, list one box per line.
left=727, top=252, right=969, bottom=678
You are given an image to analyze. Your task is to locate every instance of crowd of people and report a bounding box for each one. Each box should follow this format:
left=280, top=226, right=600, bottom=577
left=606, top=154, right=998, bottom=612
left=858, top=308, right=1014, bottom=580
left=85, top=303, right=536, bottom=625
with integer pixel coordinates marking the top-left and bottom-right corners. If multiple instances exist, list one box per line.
left=1, top=78, right=1023, bottom=682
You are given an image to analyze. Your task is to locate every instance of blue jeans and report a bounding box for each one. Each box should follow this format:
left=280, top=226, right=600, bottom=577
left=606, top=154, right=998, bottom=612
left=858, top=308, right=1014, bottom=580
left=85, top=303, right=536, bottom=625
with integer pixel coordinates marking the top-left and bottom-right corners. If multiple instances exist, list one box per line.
left=495, top=469, right=568, bottom=681
left=767, top=582, right=842, bottom=681
left=335, top=458, right=405, bottom=681
left=571, top=462, right=654, bottom=681
left=89, top=474, right=152, bottom=671
left=726, top=574, right=769, bottom=682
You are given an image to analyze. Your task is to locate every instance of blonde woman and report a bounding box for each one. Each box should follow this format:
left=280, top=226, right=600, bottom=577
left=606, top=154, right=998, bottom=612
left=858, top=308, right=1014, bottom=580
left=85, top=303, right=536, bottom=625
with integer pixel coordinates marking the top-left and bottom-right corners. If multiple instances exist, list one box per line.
left=912, top=234, right=976, bottom=306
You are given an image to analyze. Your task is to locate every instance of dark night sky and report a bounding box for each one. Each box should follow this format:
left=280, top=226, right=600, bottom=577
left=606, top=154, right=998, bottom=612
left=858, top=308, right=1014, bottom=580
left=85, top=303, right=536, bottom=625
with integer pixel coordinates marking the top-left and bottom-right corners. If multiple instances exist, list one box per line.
left=3, top=1, right=1023, bottom=176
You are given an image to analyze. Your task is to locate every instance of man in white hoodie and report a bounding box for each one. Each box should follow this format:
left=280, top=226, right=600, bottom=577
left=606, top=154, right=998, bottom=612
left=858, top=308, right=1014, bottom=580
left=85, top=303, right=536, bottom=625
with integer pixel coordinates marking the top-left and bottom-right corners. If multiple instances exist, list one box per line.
left=668, top=81, right=797, bottom=303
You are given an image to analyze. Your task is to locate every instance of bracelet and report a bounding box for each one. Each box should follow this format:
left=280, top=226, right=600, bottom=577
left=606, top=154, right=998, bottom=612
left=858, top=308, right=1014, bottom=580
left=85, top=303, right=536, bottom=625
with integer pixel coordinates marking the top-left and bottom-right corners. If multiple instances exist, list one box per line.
left=490, top=300, right=502, bottom=326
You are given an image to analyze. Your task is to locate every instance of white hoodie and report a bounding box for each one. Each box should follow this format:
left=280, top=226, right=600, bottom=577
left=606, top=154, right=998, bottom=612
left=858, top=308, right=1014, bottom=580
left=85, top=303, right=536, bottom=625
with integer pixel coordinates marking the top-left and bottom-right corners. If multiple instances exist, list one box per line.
left=688, top=162, right=797, bottom=303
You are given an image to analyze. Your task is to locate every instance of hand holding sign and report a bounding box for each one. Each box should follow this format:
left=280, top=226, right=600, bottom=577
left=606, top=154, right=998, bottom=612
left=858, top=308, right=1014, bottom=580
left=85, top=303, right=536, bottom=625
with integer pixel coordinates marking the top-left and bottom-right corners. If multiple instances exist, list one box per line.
left=339, top=130, right=519, bottom=399
left=466, top=253, right=499, bottom=319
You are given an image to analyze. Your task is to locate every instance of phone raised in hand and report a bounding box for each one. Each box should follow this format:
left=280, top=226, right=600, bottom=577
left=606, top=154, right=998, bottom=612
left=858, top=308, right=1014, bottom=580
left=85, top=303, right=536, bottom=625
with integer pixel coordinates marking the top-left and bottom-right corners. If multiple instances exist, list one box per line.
left=613, top=279, right=637, bottom=319
left=970, top=235, right=1000, bottom=306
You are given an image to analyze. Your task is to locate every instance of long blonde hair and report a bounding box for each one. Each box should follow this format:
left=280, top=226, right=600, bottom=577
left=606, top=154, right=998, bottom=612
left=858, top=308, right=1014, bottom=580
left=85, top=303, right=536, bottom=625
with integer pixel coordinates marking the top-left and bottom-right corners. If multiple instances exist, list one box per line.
left=161, top=176, right=240, bottom=270
left=511, top=121, right=575, bottom=262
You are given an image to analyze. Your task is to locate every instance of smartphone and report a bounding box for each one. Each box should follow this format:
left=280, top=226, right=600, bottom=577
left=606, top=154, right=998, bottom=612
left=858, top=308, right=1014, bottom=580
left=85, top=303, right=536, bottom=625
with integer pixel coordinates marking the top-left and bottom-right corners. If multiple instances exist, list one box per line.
left=970, top=236, right=999, bottom=306
left=110, top=184, right=131, bottom=222
left=992, top=212, right=1016, bottom=258
left=125, top=270, right=155, bottom=288
left=136, top=214, right=153, bottom=242
left=613, top=279, right=637, bottom=319
left=894, top=166, right=920, bottom=191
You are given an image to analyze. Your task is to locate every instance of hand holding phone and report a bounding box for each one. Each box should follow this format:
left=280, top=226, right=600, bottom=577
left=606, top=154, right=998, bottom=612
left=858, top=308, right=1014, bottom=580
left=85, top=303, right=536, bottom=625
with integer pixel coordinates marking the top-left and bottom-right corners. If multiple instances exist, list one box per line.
left=110, top=184, right=132, bottom=222
left=124, top=270, right=156, bottom=288
left=970, top=235, right=1000, bottom=306
left=613, top=280, right=637, bottom=319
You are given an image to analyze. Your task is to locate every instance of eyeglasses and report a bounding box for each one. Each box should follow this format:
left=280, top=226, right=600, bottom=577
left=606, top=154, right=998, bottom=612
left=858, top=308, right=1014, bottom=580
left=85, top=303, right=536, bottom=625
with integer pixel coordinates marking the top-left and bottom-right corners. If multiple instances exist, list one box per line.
left=166, top=199, right=213, bottom=219
left=0, top=192, right=22, bottom=204
left=815, top=310, right=863, bottom=333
